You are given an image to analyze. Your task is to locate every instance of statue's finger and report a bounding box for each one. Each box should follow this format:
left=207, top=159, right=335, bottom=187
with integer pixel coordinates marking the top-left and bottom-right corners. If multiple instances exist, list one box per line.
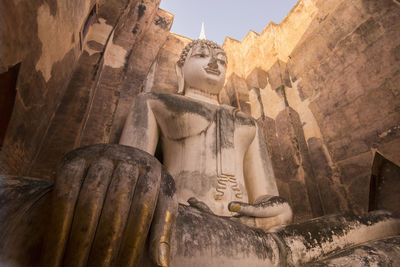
left=230, top=215, right=257, bottom=228
left=228, top=197, right=292, bottom=219
left=149, top=172, right=178, bottom=267
left=228, top=201, right=247, bottom=213
left=87, top=162, right=139, bottom=267
left=116, top=163, right=162, bottom=267
left=42, top=157, right=87, bottom=267
left=187, top=197, right=214, bottom=214
left=62, top=158, right=114, bottom=267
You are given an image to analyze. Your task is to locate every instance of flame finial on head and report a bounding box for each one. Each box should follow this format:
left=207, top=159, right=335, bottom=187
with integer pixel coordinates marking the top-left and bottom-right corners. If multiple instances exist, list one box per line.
left=199, top=22, right=206, bottom=40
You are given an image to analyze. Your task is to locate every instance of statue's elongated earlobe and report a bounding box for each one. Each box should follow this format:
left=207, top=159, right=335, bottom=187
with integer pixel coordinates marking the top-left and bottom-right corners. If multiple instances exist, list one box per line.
left=176, top=64, right=184, bottom=94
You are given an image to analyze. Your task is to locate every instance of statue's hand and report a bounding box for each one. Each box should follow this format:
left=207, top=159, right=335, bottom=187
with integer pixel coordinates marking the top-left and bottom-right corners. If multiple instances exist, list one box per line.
left=187, top=197, right=214, bottom=214
left=228, top=195, right=292, bottom=232
left=42, top=145, right=177, bottom=267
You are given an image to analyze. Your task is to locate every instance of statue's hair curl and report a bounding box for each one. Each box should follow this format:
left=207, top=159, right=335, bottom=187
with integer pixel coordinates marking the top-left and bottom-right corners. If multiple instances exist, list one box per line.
left=177, top=39, right=227, bottom=67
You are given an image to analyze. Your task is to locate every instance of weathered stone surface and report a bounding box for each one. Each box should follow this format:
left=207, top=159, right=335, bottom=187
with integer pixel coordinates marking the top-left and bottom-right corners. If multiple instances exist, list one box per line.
left=0, top=175, right=52, bottom=265
left=4, top=1, right=173, bottom=179
left=0, top=0, right=96, bottom=176
left=107, top=8, right=174, bottom=144
left=0, top=144, right=177, bottom=266
left=224, top=73, right=249, bottom=111
left=0, top=175, right=52, bottom=241
left=335, top=152, right=373, bottom=213
left=169, top=208, right=400, bottom=267
left=145, top=33, right=192, bottom=94
left=276, top=210, right=400, bottom=266
left=309, top=236, right=400, bottom=266
left=273, top=107, right=323, bottom=221
left=170, top=205, right=281, bottom=267
left=1, top=144, right=400, bottom=266
left=289, top=0, right=400, bottom=214
left=245, top=68, right=268, bottom=90
left=369, top=153, right=400, bottom=214
left=222, top=0, right=400, bottom=218
left=28, top=49, right=104, bottom=179
left=0, top=64, right=19, bottom=148
left=307, top=137, right=348, bottom=214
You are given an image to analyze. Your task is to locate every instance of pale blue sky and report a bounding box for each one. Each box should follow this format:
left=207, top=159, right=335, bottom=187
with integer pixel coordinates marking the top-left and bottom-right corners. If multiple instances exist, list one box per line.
left=159, top=0, right=299, bottom=45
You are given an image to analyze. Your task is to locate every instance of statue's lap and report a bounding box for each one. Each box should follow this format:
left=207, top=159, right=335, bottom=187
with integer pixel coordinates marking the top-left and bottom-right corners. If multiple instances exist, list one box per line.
left=1, top=145, right=399, bottom=266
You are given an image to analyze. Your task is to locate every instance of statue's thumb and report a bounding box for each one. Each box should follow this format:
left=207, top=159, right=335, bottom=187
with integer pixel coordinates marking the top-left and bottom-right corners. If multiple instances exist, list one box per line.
left=229, top=201, right=272, bottom=217
left=228, top=201, right=249, bottom=213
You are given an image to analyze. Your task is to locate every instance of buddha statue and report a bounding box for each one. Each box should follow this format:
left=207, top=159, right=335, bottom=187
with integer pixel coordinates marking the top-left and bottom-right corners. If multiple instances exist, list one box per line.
left=120, top=39, right=293, bottom=227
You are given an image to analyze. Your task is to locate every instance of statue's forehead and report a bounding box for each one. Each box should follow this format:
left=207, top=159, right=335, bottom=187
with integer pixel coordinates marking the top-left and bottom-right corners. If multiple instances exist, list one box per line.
left=190, top=43, right=226, bottom=55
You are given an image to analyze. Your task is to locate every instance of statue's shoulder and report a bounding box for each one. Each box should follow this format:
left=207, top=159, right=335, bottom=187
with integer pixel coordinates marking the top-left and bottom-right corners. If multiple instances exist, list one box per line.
left=136, top=92, right=184, bottom=104
left=142, top=93, right=216, bottom=119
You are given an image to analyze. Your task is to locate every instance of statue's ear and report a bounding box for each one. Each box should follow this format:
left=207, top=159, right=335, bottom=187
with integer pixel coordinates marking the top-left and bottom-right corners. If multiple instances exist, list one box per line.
left=175, top=64, right=184, bottom=94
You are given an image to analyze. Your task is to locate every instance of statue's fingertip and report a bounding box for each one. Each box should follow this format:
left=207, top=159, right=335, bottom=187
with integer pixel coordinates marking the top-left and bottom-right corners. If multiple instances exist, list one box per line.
left=229, top=202, right=241, bottom=212
left=157, top=242, right=170, bottom=267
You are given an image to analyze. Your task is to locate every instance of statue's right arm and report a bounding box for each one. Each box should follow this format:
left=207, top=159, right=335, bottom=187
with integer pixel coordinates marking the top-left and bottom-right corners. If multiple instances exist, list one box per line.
left=120, top=93, right=159, bottom=155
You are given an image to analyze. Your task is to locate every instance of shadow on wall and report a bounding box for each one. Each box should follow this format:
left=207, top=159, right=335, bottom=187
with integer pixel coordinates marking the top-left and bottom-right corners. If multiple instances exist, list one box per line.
left=369, top=152, right=400, bottom=214
left=0, top=63, right=20, bottom=150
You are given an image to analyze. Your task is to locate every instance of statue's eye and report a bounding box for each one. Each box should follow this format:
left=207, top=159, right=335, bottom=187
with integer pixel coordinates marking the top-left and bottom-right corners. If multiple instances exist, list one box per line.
left=217, top=54, right=227, bottom=65
left=192, top=52, right=209, bottom=59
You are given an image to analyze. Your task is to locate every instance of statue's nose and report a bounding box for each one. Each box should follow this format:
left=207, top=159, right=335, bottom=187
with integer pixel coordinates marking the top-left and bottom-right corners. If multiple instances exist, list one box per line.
left=208, top=57, right=218, bottom=69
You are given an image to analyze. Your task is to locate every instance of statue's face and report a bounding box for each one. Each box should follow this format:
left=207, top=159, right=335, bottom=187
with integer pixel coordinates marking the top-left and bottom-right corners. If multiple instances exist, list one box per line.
left=182, top=44, right=227, bottom=94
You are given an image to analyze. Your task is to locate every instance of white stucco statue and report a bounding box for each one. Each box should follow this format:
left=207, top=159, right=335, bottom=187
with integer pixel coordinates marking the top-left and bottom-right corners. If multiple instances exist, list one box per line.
left=120, top=39, right=292, bottom=230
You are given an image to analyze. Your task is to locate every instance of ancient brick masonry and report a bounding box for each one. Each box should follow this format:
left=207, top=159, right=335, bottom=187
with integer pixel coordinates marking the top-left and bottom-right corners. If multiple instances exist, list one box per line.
left=222, top=0, right=400, bottom=221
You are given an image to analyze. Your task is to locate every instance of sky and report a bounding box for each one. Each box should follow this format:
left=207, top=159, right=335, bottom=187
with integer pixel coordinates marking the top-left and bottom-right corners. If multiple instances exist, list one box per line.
left=159, top=0, right=299, bottom=45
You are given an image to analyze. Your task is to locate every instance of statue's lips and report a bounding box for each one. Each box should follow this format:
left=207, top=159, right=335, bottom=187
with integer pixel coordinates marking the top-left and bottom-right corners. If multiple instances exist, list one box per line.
left=204, top=67, right=220, bottom=76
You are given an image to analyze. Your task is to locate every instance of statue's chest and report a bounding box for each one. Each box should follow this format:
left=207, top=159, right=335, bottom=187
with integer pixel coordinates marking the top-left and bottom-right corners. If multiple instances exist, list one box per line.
left=150, top=97, right=255, bottom=143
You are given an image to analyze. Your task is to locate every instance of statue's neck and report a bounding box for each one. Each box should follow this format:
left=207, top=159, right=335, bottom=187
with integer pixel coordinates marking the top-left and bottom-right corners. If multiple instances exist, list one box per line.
left=185, top=87, right=220, bottom=105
